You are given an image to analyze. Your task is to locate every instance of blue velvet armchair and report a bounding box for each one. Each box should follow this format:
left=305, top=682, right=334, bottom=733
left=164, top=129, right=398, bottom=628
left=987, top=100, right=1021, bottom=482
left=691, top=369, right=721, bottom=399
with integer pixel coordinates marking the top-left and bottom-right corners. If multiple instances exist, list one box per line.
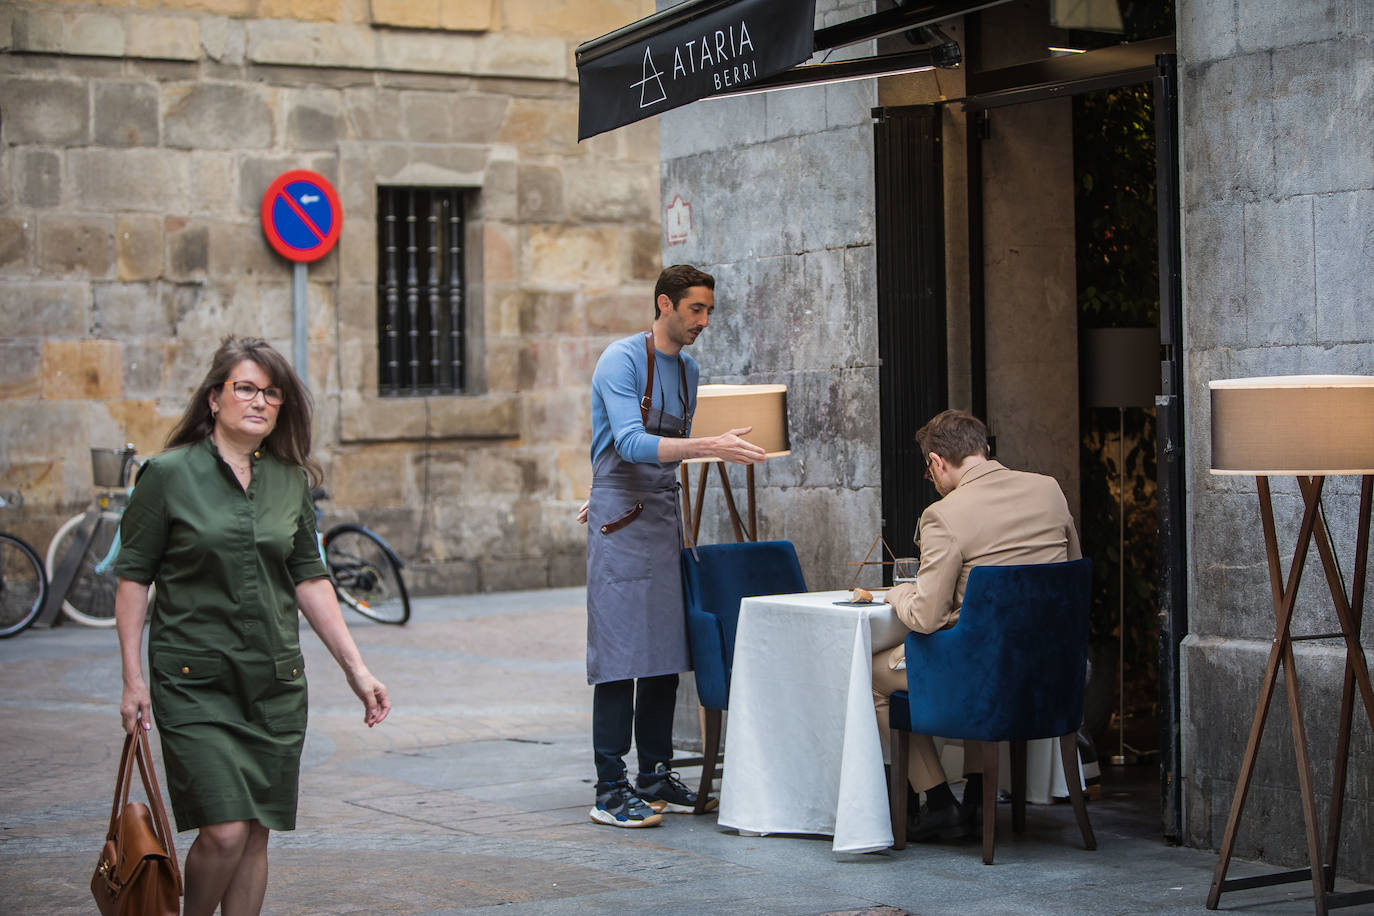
left=681, top=540, right=807, bottom=813
left=888, top=558, right=1096, bottom=863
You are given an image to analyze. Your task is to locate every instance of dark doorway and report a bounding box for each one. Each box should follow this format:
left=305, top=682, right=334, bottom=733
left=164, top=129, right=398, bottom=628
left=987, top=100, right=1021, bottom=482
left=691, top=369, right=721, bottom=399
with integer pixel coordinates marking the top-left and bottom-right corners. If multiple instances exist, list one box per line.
left=956, top=37, right=1185, bottom=838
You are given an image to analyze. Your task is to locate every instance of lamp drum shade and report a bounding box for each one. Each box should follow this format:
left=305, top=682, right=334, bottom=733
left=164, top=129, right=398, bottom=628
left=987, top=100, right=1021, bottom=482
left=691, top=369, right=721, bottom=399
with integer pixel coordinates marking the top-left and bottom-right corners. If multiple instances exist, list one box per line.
left=691, top=384, right=790, bottom=458
left=1081, top=327, right=1160, bottom=408
left=1210, top=375, right=1374, bottom=476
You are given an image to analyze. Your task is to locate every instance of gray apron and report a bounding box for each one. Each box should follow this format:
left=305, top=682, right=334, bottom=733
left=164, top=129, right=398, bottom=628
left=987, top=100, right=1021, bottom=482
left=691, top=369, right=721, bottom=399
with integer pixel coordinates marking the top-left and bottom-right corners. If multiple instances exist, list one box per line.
left=585, top=333, right=692, bottom=685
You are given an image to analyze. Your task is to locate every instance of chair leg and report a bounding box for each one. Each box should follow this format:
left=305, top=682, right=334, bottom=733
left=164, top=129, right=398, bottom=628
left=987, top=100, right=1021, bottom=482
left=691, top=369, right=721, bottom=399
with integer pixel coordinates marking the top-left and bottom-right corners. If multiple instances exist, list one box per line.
left=890, top=728, right=909, bottom=849
left=982, top=741, right=998, bottom=865
left=1010, top=740, right=1027, bottom=835
left=1059, top=732, right=1097, bottom=851
left=696, top=708, right=722, bottom=815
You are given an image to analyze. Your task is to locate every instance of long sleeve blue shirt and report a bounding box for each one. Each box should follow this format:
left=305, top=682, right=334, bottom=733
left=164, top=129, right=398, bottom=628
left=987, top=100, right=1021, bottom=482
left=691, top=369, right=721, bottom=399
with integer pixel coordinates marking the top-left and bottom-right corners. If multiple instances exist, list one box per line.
left=590, top=333, right=700, bottom=466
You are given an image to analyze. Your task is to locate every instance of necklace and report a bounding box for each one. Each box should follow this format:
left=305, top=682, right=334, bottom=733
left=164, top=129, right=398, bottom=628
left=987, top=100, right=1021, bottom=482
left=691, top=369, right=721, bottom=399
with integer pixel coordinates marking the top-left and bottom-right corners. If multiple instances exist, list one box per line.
left=211, top=431, right=255, bottom=477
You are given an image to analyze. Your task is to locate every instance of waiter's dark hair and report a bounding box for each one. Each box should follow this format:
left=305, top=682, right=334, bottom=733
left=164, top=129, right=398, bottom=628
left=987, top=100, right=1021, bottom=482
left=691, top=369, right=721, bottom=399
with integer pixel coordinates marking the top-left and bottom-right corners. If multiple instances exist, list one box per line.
left=915, top=409, right=991, bottom=465
left=654, top=264, right=715, bottom=318
left=165, top=336, right=323, bottom=487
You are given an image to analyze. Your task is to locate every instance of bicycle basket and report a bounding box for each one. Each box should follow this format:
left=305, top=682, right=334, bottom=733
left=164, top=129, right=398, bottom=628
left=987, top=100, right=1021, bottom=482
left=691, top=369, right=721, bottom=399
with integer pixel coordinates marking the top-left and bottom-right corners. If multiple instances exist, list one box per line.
left=91, top=446, right=135, bottom=488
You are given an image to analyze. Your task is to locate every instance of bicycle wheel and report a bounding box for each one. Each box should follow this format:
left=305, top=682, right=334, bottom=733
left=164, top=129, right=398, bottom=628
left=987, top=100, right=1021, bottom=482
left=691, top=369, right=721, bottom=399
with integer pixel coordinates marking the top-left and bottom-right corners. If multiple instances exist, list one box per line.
left=323, top=525, right=410, bottom=624
left=45, top=511, right=120, bottom=627
left=0, top=533, right=47, bottom=638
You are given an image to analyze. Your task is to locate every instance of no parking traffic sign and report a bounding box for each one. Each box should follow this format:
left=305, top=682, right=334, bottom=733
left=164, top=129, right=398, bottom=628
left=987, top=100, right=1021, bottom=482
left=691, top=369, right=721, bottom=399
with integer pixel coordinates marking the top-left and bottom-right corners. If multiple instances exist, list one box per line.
left=260, top=169, right=342, bottom=263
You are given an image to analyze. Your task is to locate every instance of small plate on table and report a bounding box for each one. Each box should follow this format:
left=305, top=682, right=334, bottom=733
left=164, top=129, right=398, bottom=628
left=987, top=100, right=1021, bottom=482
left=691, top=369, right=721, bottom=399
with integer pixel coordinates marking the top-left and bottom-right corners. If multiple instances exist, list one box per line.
left=833, top=590, right=887, bottom=607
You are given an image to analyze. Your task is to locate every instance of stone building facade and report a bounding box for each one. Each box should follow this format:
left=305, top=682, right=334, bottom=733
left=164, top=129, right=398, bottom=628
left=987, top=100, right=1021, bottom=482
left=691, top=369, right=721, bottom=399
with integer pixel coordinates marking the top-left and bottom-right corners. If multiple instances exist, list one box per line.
left=1, top=0, right=658, bottom=593
left=658, top=0, right=1374, bottom=885
left=1177, top=0, right=1374, bottom=878
left=658, top=0, right=886, bottom=587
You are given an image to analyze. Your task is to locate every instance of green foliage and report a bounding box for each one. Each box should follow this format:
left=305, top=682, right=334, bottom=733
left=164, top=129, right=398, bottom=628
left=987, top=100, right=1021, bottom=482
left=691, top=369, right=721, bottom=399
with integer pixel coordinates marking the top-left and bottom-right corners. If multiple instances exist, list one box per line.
left=1074, top=83, right=1159, bottom=328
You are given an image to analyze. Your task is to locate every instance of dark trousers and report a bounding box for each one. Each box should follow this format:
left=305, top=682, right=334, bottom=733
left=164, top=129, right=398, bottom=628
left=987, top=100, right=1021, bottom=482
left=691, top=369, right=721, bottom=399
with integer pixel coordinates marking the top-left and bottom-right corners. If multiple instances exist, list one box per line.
left=592, top=673, right=679, bottom=787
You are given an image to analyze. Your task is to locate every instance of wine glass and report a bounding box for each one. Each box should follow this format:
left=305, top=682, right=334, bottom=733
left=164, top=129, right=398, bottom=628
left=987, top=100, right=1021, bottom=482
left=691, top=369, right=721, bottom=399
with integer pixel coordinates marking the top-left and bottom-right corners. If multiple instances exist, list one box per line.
left=893, top=557, right=918, bottom=586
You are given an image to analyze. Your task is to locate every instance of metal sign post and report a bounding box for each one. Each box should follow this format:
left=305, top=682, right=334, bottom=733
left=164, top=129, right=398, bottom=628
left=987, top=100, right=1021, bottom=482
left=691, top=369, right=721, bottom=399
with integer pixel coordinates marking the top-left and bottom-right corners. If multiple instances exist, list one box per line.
left=293, top=262, right=307, bottom=381
left=260, top=169, right=343, bottom=387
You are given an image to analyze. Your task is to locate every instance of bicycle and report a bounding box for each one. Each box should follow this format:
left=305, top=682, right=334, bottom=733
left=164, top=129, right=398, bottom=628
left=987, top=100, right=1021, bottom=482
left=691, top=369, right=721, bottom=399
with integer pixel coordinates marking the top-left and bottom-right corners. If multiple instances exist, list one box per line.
left=0, top=491, right=49, bottom=638
left=312, top=488, right=411, bottom=625
left=42, top=446, right=140, bottom=628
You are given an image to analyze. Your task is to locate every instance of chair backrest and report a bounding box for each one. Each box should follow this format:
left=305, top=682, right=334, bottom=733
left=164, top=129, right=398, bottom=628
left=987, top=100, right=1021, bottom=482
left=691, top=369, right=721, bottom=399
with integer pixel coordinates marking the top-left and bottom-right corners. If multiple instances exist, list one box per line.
left=902, top=558, right=1092, bottom=742
left=681, top=540, right=806, bottom=706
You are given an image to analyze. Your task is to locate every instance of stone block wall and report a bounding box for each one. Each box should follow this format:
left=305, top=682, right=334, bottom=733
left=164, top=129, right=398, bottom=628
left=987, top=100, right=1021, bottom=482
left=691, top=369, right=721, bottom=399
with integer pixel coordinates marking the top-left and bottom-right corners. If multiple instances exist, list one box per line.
left=657, top=0, right=883, bottom=596
left=1178, top=0, right=1374, bottom=880
left=0, top=0, right=660, bottom=593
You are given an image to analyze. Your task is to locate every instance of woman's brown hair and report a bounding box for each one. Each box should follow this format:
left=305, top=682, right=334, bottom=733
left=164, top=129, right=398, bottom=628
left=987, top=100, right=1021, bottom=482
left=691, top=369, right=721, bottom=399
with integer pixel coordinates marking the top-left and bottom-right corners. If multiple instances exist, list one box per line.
left=164, top=336, right=323, bottom=487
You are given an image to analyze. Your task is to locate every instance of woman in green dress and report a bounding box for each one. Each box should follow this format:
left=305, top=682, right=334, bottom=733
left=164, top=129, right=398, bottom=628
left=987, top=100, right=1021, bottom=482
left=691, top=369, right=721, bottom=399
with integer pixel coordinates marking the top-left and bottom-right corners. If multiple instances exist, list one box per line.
left=114, top=336, right=391, bottom=916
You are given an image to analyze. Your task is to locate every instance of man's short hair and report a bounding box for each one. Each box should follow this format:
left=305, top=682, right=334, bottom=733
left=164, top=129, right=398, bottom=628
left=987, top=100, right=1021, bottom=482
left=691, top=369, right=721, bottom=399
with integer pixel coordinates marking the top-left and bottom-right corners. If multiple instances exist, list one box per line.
left=915, top=409, right=990, bottom=464
left=654, top=264, right=715, bottom=318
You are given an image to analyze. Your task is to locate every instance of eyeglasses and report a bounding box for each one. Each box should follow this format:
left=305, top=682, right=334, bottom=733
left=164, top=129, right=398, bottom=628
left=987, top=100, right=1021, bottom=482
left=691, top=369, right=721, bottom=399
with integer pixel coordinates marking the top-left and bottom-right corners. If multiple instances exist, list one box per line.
left=222, top=380, right=284, bottom=406
left=923, top=457, right=932, bottom=481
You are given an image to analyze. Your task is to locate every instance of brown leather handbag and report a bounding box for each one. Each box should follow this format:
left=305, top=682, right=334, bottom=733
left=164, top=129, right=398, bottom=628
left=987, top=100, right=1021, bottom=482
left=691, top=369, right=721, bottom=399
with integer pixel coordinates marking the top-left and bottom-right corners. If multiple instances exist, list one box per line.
left=91, top=725, right=183, bottom=916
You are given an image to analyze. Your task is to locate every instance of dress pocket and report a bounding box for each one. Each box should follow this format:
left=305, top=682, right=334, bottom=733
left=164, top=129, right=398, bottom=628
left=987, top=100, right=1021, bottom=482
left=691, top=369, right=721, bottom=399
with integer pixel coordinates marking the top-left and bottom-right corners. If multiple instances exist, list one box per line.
left=257, top=652, right=308, bottom=737
left=150, top=651, right=228, bottom=727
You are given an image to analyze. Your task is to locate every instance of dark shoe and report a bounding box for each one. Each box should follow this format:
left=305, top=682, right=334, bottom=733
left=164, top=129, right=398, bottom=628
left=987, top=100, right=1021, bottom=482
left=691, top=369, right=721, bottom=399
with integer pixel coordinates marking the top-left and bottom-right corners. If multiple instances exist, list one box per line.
left=590, top=779, right=662, bottom=828
left=960, top=798, right=984, bottom=840
left=907, top=802, right=970, bottom=842
left=636, top=762, right=718, bottom=814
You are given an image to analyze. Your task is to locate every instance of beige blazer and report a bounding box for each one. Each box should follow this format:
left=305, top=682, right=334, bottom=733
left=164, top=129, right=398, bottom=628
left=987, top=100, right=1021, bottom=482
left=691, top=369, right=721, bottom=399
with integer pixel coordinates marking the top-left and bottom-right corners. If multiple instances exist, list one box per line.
left=884, top=460, right=1082, bottom=670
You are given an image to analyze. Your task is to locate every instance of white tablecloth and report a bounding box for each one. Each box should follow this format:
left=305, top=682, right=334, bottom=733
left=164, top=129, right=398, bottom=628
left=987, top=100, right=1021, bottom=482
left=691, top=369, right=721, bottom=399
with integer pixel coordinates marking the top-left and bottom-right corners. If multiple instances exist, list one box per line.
left=718, top=590, right=908, bottom=853
left=717, top=589, right=1080, bottom=854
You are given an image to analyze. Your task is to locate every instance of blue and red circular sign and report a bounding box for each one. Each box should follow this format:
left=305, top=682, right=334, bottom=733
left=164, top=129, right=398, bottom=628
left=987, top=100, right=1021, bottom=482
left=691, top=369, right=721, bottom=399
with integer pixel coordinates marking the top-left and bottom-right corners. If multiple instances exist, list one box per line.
left=260, top=170, right=342, bottom=263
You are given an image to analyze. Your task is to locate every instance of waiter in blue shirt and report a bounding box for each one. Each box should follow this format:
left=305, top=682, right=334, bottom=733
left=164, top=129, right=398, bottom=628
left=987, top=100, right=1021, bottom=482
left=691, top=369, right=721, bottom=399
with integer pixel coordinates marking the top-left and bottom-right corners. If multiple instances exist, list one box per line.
left=577, top=264, right=766, bottom=828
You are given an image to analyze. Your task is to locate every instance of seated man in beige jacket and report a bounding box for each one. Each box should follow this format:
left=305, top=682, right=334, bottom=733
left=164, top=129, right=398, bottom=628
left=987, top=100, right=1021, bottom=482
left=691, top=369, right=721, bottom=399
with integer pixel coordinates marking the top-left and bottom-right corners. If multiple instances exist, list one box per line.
left=873, top=409, right=1081, bottom=841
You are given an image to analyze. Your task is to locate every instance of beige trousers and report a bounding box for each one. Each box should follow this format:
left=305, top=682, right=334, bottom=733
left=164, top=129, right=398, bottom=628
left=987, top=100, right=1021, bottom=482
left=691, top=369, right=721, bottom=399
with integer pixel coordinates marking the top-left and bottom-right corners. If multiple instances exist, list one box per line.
left=872, top=649, right=983, bottom=793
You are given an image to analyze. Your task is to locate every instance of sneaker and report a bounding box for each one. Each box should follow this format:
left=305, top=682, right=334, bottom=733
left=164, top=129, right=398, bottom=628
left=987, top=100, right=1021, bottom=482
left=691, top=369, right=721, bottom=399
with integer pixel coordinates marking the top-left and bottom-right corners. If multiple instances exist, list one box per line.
left=589, top=780, right=662, bottom=828
left=636, top=762, right=718, bottom=814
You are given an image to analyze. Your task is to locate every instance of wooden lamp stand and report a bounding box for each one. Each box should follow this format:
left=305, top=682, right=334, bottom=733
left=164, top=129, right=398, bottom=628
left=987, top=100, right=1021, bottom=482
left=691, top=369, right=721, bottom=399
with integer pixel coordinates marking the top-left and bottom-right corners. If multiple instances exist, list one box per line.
left=1207, top=376, right=1374, bottom=914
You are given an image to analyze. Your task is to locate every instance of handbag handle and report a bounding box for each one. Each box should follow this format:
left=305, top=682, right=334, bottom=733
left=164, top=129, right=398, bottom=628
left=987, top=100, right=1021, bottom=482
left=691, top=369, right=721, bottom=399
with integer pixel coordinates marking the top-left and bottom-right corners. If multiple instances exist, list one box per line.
left=106, top=722, right=183, bottom=894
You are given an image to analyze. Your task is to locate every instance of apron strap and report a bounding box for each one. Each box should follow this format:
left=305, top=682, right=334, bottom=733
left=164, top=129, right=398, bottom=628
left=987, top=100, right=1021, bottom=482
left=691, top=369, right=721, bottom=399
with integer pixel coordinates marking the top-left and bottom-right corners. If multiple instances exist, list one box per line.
left=641, top=331, right=654, bottom=427
left=642, top=330, right=692, bottom=434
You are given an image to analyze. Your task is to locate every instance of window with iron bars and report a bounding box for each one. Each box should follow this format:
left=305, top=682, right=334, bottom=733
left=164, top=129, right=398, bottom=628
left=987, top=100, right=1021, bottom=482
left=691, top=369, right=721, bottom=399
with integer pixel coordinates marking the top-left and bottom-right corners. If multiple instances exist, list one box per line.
left=376, top=187, right=468, bottom=395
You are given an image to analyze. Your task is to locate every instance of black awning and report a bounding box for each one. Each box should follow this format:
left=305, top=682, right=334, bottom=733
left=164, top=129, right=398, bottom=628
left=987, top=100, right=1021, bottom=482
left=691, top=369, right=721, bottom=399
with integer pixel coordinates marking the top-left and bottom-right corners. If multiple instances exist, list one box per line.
left=576, top=0, right=816, bottom=141
left=576, top=0, right=1014, bottom=140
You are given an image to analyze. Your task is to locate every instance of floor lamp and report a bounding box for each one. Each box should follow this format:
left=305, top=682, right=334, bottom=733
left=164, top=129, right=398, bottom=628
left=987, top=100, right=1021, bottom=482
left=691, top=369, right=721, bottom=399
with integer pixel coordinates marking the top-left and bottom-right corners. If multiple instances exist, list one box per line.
left=1082, top=328, right=1159, bottom=766
left=1207, top=375, right=1374, bottom=913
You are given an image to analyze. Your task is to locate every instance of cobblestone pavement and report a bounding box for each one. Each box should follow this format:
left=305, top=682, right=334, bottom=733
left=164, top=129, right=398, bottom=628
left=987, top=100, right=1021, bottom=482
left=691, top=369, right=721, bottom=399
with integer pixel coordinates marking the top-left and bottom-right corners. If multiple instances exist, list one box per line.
left=1, top=588, right=1366, bottom=915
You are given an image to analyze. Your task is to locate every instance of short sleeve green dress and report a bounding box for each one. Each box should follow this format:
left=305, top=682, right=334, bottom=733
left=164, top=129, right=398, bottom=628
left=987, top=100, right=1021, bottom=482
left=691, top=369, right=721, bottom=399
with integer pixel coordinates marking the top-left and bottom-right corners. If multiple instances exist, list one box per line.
left=113, top=437, right=327, bottom=832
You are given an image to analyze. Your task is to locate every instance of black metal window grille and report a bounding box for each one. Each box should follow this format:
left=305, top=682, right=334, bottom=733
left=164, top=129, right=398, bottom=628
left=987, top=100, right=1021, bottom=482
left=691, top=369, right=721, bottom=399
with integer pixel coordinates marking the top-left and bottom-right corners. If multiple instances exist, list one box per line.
left=376, top=187, right=466, bottom=395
